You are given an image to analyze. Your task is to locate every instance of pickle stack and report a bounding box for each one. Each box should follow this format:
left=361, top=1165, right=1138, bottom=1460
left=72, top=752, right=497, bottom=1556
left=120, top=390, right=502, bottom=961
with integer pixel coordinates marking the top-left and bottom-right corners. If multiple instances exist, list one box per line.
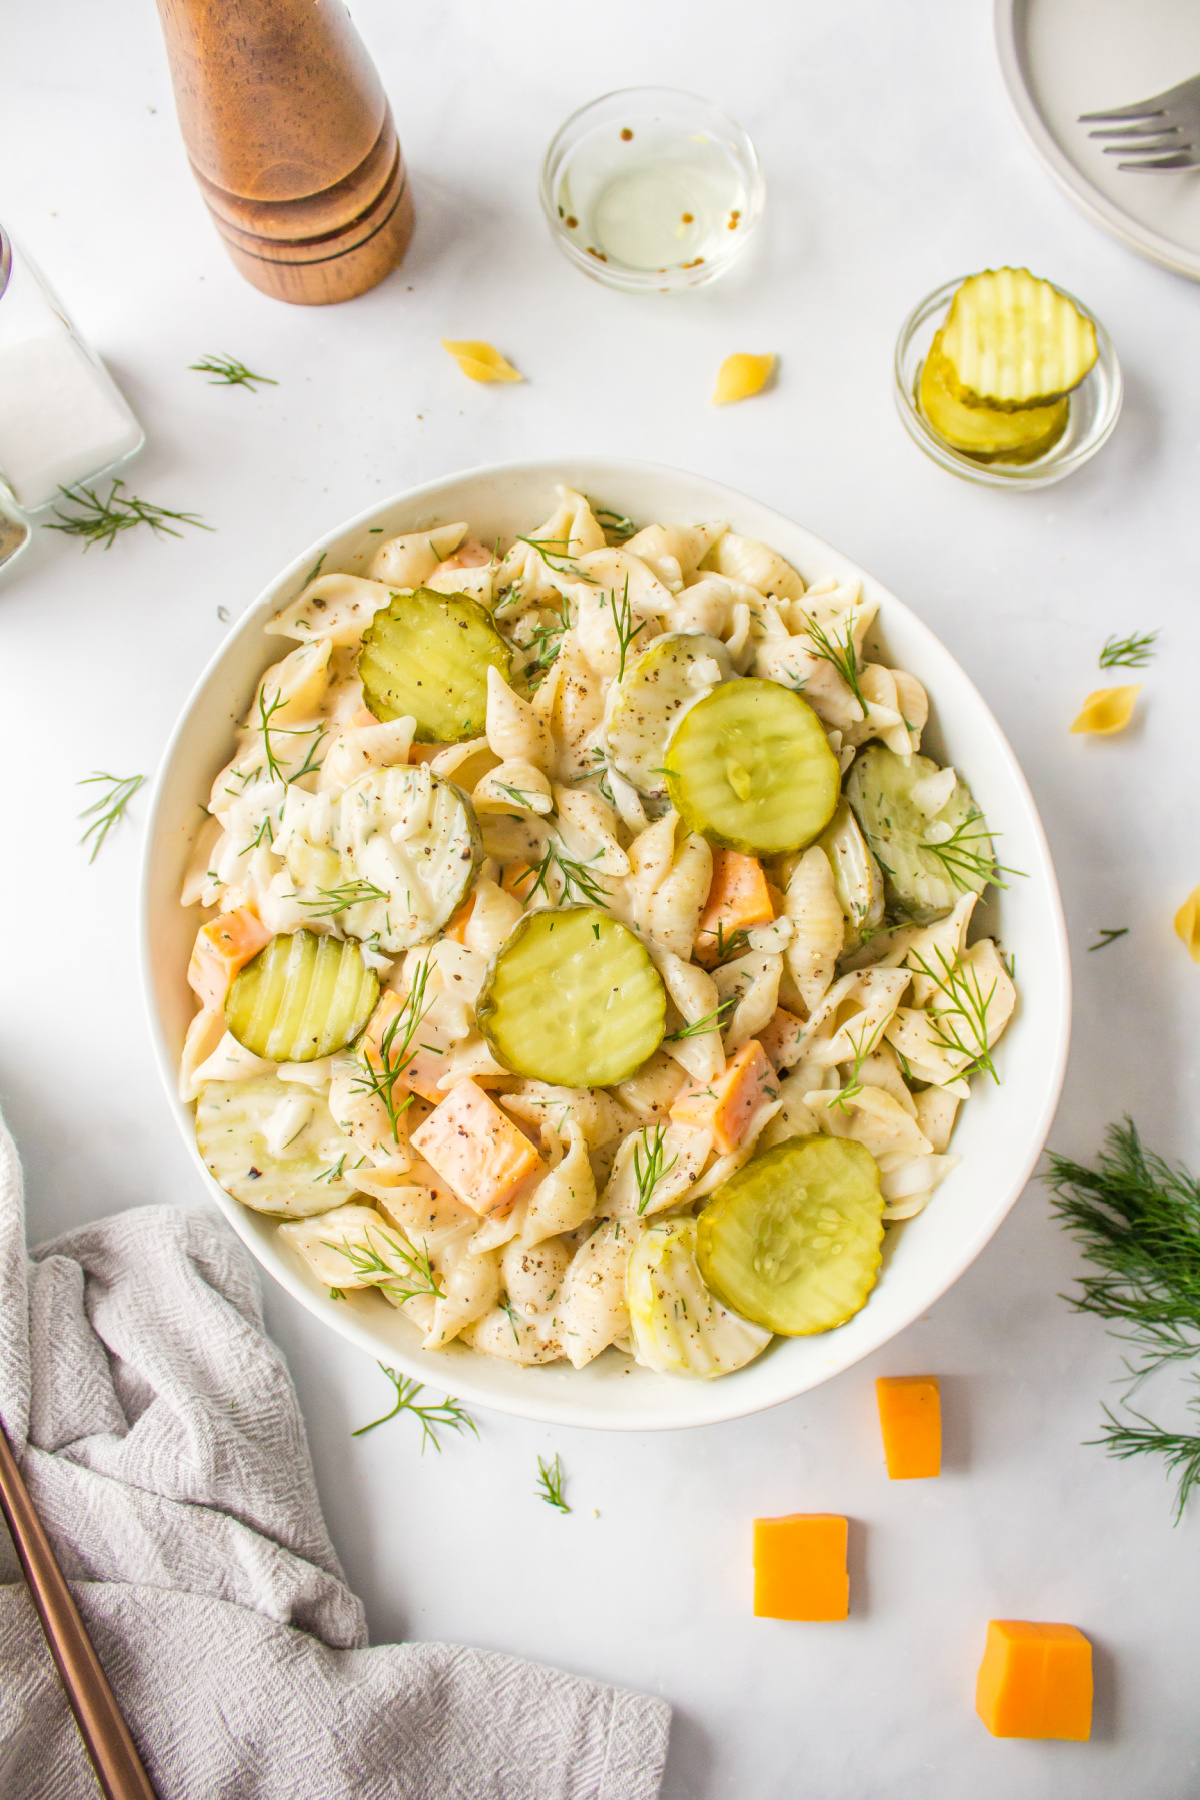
left=919, top=267, right=1098, bottom=465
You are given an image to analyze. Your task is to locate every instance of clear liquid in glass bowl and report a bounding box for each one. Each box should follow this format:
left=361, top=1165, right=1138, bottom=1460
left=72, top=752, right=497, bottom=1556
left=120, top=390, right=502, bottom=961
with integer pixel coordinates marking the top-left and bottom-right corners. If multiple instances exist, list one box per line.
left=542, top=89, right=764, bottom=293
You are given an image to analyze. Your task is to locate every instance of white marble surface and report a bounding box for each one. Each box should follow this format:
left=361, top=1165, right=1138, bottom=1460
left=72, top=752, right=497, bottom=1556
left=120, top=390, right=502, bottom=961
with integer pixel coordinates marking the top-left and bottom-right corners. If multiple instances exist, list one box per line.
left=3, top=2, right=1200, bottom=1795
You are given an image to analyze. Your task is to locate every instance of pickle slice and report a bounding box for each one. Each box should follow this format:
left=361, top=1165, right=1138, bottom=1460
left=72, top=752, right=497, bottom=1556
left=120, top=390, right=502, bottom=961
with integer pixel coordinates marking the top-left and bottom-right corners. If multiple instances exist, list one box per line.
left=476, top=906, right=666, bottom=1087
left=626, top=1217, right=773, bottom=1378
left=604, top=632, right=733, bottom=797
left=334, top=765, right=482, bottom=953
left=359, top=587, right=512, bottom=743
left=920, top=332, right=1068, bottom=464
left=664, top=679, right=840, bottom=856
left=225, top=930, right=378, bottom=1062
left=939, top=268, right=1098, bottom=412
left=195, top=1075, right=364, bottom=1215
left=696, top=1135, right=883, bottom=1335
left=845, top=745, right=993, bottom=925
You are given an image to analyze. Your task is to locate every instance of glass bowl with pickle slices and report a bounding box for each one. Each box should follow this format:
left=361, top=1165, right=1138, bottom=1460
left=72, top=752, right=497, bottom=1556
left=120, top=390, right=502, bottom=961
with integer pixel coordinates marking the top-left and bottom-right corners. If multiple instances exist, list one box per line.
left=894, top=268, right=1121, bottom=488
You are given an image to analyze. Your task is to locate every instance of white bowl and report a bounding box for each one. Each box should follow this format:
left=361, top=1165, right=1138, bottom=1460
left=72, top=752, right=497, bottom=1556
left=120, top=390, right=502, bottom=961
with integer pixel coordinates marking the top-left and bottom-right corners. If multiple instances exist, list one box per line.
left=141, top=457, right=1070, bottom=1431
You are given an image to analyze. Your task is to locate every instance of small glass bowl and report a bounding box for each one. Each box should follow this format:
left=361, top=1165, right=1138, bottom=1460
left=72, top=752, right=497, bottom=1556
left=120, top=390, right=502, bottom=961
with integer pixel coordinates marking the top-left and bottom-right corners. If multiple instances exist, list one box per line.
left=0, top=479, right=31, bottom=577
left=540, top=87, right=764, bottom=295
left=894, top=276, right=1121, bottom=488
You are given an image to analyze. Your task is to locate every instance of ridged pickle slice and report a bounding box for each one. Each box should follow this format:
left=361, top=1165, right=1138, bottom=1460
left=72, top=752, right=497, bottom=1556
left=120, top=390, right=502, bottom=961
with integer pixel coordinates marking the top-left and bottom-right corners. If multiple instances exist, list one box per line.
left=226, top=930, right=379, bottom=1062
left=845, top=745, right=994, bottom=924
left=696, top=1135, right=884, bottom=1335
left=604, top=631, right=733, bottom=797
left=920, top=331, right=1068, bottom=464
left=939, top=268, right=1098, bottom=412
left=626, top=1218, right=773, bottom=1378
left=358, top=586, right=512, bottom=743
left=334, top=765, right=482, bottom=953
left=195, top=1075, right=364, bottom=1215
left=476, top=906, right=665, bottom=1086
left=664, top=678, right=840, bottom=856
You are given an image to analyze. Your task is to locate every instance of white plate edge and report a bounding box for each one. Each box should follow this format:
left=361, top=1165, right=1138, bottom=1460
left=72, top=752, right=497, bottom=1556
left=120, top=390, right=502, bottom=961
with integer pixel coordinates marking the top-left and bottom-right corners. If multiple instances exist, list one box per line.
left=994, top=0, right=1200, bottom=283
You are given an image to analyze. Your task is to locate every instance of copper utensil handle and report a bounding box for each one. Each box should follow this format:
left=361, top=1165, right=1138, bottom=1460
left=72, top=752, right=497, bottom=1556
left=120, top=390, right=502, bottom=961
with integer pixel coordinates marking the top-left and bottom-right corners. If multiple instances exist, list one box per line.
left=0, top=1421, right=157, bottom=1800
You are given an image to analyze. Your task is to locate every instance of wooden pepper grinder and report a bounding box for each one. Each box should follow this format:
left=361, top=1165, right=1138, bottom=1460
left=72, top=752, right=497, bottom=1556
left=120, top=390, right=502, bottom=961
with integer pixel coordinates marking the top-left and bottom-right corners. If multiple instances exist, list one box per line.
left=155, top=0, right=414, bottom=305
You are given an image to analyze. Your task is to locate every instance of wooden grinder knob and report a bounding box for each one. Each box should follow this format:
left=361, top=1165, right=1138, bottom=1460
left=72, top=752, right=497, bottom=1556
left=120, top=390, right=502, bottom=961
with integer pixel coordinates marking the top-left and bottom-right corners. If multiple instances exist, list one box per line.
left=156, top=0, right=414, bottom=305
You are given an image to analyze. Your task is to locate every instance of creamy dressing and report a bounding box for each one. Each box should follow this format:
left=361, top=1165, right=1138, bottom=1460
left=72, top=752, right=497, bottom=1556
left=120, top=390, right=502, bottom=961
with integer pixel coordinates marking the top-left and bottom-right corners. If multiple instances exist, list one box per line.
left=181, top=489, right=1015, bottom=1376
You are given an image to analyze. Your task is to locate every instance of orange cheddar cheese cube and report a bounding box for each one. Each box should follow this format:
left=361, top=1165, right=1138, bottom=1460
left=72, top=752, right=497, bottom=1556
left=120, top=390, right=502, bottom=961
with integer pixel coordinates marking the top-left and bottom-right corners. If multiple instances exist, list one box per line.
left=187, top=908, right=273, bottom=1010
left=695, top=849, right=774, bottom=963
left=670, top=1039, right=774, bottom=1154
left=754, top=1514, right=848, bottom=1621
left=501, top=860, right=537, bottom=903
left=975, top=1621, right=1092, bottom=1740
left=876, top=1376, right=941, bottom=1479
left=362, top=991, right=447, bottom=1104
left=757, top=1006, right=805, bottom=1073
left=410, top=1079, right=546, bottom=1217
left=442, top=892, right=477, bottom=945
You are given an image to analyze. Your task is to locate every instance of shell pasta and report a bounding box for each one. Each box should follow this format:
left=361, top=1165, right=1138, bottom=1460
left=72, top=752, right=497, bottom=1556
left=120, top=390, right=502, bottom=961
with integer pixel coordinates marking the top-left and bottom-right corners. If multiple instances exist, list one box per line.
left=180, top=489, right=1017, bottom=1379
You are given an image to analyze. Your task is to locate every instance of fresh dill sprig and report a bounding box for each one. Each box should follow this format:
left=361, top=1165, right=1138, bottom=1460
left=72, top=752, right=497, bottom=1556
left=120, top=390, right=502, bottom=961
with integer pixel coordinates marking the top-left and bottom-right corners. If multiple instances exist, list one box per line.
left=256, top=688, right=289, bottom=783
left=606, top=575, right=647, bottom=681
left=300, top=879, right=388, bottom=914
left=591, top=503, right=639, bottom=544
left=76, top=771, right=145, bottom=862
left=830, top=1016, right=886, bottom=1113
left=909, top=946, right=1001, bottom=1083
left=302, top=552, right=326, bottom=587
left=667, top=997, right=736, bottom=1041
left=352, top=1364, right=478, bottom=1451
left=189, top=352, right=278, bottom=390
left=514, top=535, right=598, bottom=583
left=1045, top=1120, right=1200, bottom=1517
left=494, top=781, right=545, bottom=813
left=252, top=690, right=325, bottom=785
left=526, top=841, right=610, bottom=908
left=1089, top=927, right=1129, bottom=953
left=536, top=1452, right=571, bottom=1512
left=1100, top=1412, right=1200, bottom=1514
left=587, top=746, right=619, bottom=809
left=801, top=610, right=867, bottom=713
left=1100, top=629, right=1158, bottom=670
left=321, top=1227, right=443, bottom=1307
left=707, top=923, right=752, bottom=967
left=634, top=1124, right=679, bottom=1217
left=923, top=810, right=1025, bottom=894
left=522, top=606, right=569, bottom=687
left=291, top=728, right=329, bottom=782
left=48, top=480, right=211, bottom=552
left=352, top=958, right=434, bottom=1140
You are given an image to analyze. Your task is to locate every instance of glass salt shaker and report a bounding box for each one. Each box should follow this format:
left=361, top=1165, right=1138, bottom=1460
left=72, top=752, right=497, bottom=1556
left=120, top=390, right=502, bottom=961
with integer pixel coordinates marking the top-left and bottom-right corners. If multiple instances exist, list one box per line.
left=0, top=223, right=144, bottom=573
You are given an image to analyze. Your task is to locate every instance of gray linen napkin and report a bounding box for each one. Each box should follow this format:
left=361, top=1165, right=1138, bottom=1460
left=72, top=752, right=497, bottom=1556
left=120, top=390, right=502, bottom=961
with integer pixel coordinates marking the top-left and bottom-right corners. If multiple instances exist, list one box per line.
left=0, top=1115, right=670, bottom=1799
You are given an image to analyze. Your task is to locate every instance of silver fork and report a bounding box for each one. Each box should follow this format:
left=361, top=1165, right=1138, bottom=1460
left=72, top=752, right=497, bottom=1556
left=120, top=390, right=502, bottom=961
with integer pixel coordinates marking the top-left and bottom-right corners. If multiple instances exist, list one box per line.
left=1079, top=73, right=1200, bottom=171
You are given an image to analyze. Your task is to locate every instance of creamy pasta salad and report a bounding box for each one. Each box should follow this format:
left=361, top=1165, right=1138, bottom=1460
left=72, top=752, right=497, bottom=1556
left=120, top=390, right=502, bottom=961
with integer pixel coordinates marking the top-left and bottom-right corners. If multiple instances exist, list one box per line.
left=180, top=488, right=1016, bottom=1380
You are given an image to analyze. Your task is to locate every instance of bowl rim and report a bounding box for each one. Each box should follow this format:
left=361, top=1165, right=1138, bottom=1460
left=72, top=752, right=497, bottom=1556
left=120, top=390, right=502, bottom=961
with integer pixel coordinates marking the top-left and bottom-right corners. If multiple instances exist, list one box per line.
left=140, top=454, right=1071, bottom=1431
left=893, top=273, right=1122, bottom=489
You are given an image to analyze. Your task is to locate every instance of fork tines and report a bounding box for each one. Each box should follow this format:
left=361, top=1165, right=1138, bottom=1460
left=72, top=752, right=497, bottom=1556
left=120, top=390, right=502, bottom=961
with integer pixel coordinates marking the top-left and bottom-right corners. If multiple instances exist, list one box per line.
left=1078, top=72, right=1200, bottom=170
